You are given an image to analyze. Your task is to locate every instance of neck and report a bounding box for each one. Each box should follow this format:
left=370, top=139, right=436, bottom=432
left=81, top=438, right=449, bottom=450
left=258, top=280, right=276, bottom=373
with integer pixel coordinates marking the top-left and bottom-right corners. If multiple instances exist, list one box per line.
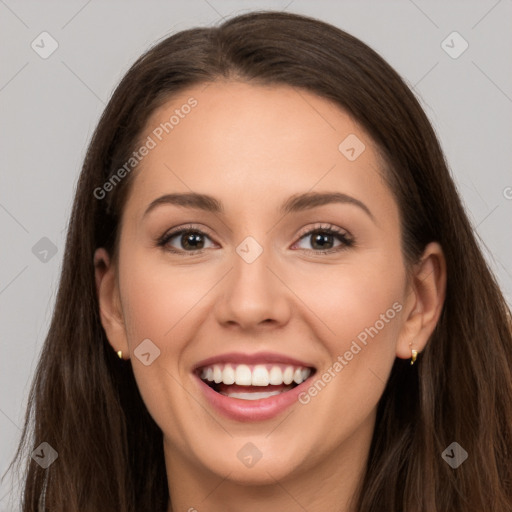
left=164, top=410, right=375, bottom=512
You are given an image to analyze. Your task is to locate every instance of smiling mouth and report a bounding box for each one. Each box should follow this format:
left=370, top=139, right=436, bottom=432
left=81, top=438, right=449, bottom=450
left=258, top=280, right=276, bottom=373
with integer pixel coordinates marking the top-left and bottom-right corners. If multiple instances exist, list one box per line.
left=195, top=363, right=316, bottom=400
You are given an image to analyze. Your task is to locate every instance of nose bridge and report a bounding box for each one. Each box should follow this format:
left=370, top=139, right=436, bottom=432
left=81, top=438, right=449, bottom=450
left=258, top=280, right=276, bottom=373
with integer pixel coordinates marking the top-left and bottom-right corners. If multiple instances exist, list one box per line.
left=234, top=235, right=272, bottom=288
left=214, top=234, right=291, bottom=328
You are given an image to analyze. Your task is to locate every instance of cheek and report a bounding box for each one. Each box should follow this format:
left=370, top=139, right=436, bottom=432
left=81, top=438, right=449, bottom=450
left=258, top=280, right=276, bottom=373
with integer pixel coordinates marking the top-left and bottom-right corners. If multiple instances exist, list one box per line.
left=119, top=252, right=215, bottom=348
left=117, top=252, right=212, bottom=436
left=290, top=249, right=405, bottom=412
left=289, top=252, right=405, bottom=351
left=294, top=264, right=404, bottom=437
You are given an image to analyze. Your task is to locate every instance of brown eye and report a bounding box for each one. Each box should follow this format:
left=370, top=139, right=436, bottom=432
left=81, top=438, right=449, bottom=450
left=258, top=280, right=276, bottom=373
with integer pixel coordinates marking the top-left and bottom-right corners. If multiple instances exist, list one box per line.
left=158, top=227, right=216, bottom=254
left=293, top=225, right=354, bottom=254
left=179, top=232, right=206, bottom=250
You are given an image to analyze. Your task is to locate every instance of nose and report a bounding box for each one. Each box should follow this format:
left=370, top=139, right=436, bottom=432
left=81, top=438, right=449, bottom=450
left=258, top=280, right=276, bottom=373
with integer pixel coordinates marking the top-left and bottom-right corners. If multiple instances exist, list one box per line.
left=214, top=245, right=292, bottom=331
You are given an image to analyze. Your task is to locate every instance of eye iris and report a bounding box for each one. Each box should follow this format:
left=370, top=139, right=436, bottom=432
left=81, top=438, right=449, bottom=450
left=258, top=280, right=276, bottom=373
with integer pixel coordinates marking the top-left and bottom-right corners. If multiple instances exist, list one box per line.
left=182, top=232, right=204, bottom=250
left=311, top=232, right=333, bottom=250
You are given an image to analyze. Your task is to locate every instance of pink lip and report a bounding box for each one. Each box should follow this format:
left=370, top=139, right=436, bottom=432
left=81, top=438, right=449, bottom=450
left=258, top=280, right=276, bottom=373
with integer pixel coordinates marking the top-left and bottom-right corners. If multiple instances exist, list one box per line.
left=193, top=372, right=315, bottom=422
left=193, top=351, right=315, bottom=371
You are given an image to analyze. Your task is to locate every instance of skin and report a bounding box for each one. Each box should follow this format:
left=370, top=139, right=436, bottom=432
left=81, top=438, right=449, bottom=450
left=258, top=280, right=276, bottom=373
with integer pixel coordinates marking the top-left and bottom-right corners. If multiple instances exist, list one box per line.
left=94, top=81, right=446, bottom=512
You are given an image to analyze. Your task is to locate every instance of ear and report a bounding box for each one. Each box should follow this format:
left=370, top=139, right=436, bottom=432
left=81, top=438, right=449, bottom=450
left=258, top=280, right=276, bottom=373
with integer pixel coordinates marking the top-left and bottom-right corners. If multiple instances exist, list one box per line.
left=395, top=241, right=447, bottom=360
left=94, top=247, right=130, bottom=359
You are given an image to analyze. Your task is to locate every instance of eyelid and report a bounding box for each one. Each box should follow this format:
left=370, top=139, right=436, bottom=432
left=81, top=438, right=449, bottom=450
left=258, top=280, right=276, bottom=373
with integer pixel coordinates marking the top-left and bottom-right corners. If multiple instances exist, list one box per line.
left=160, top=223, right=215, bottom=240
left=294, top=222, right=351, bottom=240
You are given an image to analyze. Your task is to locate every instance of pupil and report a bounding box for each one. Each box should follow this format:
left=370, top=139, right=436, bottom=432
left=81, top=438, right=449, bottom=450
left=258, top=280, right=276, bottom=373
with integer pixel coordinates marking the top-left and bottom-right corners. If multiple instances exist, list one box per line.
left=183, top=233, right=204, bottom=250
left=312, top=232, right=333, bottom=250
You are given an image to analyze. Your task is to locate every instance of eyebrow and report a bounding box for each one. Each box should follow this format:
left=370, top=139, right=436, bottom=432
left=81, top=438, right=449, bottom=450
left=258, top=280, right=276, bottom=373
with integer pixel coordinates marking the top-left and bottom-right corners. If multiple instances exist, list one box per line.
left=143, top=191, right=374, bottom=221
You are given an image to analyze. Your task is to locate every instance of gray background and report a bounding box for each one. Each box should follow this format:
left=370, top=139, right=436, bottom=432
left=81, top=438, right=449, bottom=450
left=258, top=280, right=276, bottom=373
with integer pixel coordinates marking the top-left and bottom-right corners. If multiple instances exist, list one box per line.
left=1, top=0, right=511, bottom=509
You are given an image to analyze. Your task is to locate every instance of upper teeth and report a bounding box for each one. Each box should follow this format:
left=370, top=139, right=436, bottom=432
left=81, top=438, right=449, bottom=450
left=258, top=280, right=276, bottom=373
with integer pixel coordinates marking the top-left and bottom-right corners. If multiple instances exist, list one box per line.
left=199, top=364, right=312, bottom=386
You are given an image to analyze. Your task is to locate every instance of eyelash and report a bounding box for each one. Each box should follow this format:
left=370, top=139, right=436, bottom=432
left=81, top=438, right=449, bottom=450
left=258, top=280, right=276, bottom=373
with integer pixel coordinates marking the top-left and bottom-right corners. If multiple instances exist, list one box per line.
left=156, top=223, right=355, bottom=256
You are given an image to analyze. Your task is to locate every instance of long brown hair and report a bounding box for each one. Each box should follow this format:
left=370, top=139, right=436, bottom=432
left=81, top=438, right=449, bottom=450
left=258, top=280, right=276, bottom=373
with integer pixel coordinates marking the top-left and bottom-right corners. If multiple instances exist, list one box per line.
left=4, top=10, right=512, bottom=512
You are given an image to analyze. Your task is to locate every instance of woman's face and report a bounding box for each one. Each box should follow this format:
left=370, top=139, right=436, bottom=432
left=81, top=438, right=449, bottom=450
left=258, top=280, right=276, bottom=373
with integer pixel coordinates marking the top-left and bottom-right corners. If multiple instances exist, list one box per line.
left=97, top=81, right=422, bottom=486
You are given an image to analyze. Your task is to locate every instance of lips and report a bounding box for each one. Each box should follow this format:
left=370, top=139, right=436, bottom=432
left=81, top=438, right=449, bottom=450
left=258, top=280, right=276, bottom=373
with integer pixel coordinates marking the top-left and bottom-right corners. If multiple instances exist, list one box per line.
left=192, top=352, right=316, bottom=421
left=194, top=351, right=315, bottom=370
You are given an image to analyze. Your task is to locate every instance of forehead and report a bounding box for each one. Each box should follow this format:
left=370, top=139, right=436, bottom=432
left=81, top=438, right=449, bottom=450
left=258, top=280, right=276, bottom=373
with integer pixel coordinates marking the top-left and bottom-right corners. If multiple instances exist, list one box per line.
left=124, top=81, right=395, bottom=222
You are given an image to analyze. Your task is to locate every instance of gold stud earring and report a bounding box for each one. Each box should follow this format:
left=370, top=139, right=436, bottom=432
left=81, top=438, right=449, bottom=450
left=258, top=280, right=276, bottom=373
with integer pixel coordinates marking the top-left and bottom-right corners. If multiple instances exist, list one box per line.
left=409, top=343, right=418, bottom=365
left=117, top=350, right=123, bottom=359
